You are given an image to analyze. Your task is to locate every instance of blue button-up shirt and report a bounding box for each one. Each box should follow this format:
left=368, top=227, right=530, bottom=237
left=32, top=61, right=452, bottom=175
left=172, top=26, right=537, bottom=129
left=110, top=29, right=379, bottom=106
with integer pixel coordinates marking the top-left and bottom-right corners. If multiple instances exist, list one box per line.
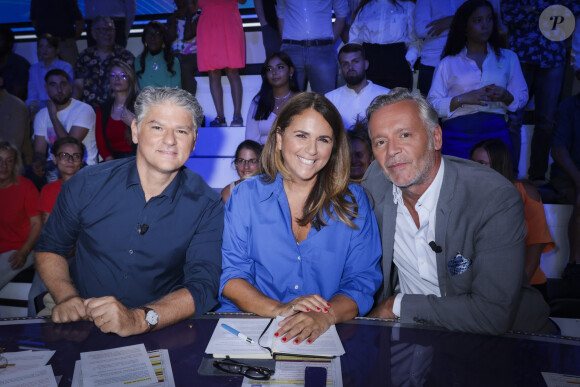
left=36, top=157, right=223, bottom=312
left=218, top=174, right=382, bottom=315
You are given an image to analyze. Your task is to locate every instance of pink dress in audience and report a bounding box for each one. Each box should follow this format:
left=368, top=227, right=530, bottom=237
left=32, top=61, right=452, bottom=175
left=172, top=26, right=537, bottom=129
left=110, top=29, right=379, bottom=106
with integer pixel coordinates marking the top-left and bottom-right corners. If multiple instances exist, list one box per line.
left=197, top=0, right=245, bottom=71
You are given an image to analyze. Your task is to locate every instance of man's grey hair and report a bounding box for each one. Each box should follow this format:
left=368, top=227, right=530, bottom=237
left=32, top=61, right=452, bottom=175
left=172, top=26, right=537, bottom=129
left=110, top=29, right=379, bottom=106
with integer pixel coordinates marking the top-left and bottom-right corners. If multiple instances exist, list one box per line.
left=366, top=88, right=440, bottom=139
left=134, top=87, right=204, bottom=134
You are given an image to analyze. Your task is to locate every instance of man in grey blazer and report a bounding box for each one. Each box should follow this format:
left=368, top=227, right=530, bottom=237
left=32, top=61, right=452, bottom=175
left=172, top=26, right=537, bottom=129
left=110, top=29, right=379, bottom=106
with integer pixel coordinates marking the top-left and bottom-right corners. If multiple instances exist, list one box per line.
left=362, top=88, right=551, bottom=334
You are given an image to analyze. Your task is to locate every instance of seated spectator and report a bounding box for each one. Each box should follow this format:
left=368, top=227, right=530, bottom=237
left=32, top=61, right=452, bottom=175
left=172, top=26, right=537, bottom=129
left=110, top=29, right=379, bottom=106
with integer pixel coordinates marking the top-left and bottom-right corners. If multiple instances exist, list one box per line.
left=26, top=33, right=74, bottom=118
left=427, top=0, right=527, bottom=160
left=28, top=136, right=84, bottom=316
left=29, top=0, right=84, bottom=66
left=96, top=60, right=137, bottom=161
left=221, top=139, right=262, bottom=203
left=362, top=87, right=551, bottom=334
left=135, top=21, right=181, bottom=89
left=245, top=52, right=298, bottom=144
left=73, top=15, right=135, bottom=110
left=347, top=120, right=373, bottom=181
left=29, top=69, right=96, bottom=188
left=470, top=139, right=555, bottom=300
left=219, top=92, right=382, bottom=343
left=325, top=44, right=389, bottom=130
left=0, top=141, right=42, bottom=291
left=348, top=0, right=421, bottom=90
left=550, top=68, right=580, bottom=281
left=35, top=87, right=223, bottom=337
left=0, top=77, right=32, bottom=165
left=0, top=26, right=31, bottom=101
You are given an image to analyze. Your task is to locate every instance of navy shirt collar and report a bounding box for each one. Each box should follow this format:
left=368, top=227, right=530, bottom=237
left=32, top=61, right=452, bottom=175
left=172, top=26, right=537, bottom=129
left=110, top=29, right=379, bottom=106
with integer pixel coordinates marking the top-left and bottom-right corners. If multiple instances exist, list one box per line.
left=126, top=158, right=184, bottom=203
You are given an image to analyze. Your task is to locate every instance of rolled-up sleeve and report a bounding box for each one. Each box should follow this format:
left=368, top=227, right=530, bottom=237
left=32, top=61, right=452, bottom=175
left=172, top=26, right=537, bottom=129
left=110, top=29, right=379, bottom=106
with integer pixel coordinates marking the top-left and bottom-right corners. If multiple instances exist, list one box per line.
left=219, top=185, right=256, bottom=296
left=184, top=195, right=224, bottom=315
left=335, top=186, right=383, bottom=315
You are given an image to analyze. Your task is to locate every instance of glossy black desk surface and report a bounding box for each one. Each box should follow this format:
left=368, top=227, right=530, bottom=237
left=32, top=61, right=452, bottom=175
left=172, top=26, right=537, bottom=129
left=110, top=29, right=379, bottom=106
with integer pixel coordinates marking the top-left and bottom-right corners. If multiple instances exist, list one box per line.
left=0, top=316, right=578, bottom=386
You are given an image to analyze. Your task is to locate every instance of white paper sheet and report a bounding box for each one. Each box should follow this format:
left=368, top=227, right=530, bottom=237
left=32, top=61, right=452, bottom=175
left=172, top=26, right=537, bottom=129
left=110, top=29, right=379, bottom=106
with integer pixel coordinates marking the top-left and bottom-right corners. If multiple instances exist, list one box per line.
left=79, top=344, right=158, bottom=387
left=0, top=364, right=57, bottom=387
left=73, top=349, right=175, bottom=387
left=542, top=372, right=580, bottom=387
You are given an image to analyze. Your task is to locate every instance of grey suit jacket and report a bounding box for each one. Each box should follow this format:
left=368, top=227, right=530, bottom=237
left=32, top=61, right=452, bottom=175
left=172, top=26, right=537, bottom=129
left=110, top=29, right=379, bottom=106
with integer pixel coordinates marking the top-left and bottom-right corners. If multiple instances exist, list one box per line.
left=362, top=156, right=551, bottom=334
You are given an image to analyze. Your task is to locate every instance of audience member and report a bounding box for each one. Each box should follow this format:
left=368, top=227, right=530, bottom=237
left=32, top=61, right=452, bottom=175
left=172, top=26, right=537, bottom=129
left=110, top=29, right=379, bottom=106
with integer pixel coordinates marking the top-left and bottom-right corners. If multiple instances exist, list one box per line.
left=0, top=26, right=31, bottom=102
left=347, top=120, right=373, bottom=180
left=31, top=69, right=96, bottom=188
left=198, top=0, right=246, bottom=127
left=221, top=139, right=263, bottom=203
left=502, top=0, right=580, bottom=182
left=362, top=88, right=551, bottom=334
left=27, top=33, right=74, bottom=118
left=29, top=0, right=84, bottom=66
left=255, top=0, right=281, bottom=58
left=414, top=0, right=464, bottom=96
left=245, top=52, right=298, bottom=144
left=276, top=0, right=349, bottom=94
left=0, top=77, right=32, bottom=165
left=168, top=0, right=199, bottom=97
left=348, top=0, right=421, bottom=90
left=73, top=16, right=135, bottom=110
left=27, top=137, right=84, bottom=316
left=470, top=139, right=554, bottom=300
left=84, top=0, right=136, bottom=48
left=0, top=141, right=42, bottom=291
left=35, top=87, right=223, bottom=336
left=427, top=0, right=527, bottom=160
left=96, top=60, right=137, bottom=161
left=325, top=43, right=390, bottom=130
left=219, top=92, right=382, bottom=344
left=135, top=21, right=181, bottom=89
left=550, top=69, right=580, bottom=281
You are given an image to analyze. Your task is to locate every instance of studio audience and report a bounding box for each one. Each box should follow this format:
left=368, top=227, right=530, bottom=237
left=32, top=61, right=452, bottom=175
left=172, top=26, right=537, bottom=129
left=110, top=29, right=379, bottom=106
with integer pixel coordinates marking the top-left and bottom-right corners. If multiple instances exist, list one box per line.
left=0, top=141, right=42, bottom=292
left=221, top=139, right=262, bottom=204
left=245, top=52, right=298, bottom=144
left=427, top=0, right=527, bottom=160
left=96, top=59, right=137, bottom=161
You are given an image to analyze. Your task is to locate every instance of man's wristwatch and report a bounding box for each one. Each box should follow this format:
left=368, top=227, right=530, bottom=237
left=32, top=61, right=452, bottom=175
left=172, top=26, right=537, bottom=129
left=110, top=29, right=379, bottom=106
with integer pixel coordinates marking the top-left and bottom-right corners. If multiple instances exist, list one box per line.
left=139, top=307, right=159, bottom=333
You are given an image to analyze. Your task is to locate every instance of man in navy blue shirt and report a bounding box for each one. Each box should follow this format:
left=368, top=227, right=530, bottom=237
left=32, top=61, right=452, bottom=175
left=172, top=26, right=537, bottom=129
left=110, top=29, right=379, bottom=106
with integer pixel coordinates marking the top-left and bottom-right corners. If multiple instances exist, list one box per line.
left=35, top=87, right=223, bottom=337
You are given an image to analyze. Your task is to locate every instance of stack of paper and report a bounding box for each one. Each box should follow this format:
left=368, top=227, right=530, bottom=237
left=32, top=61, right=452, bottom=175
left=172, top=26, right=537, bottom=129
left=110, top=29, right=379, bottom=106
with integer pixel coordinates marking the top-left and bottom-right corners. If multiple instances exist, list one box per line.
left=0, top=350, right=58, bottom=387
left=71, top=344, right=175, bottom=387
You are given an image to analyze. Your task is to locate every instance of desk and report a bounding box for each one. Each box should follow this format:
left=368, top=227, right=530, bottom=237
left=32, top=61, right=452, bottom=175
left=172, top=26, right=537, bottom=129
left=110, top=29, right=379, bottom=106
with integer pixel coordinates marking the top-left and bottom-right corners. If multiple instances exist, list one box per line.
left=0, top=315, right=579, bottom=386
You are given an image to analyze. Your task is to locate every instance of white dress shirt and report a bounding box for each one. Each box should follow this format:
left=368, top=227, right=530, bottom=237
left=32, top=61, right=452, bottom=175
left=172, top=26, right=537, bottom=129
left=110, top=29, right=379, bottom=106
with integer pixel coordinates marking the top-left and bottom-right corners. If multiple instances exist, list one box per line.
left=276, top=0, right=349, bottom=40
left=325, top=81, right=390, bottom=130
left=392, top=159, right=445, bottom=317
left=349, top=0, right=422, bottom=67
left=427, top=46, right=528, bottom=120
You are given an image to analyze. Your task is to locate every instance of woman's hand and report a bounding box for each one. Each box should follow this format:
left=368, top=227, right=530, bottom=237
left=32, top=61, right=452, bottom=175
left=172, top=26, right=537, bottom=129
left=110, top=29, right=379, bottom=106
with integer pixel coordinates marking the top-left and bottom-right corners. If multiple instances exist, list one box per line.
left=274, top=294, right=331, bottom=317
left=451, top=87, right=493, bottom=111
left=275, top=308, right=336, bottom=344
left=483, top=84, right=514, bottom=105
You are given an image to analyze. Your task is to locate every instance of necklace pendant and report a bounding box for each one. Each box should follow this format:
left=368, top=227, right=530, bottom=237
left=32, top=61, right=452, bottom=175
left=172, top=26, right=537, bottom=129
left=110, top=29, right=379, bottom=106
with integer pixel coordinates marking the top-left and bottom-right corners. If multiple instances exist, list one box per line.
left=152, top=62, right=159, bottom=71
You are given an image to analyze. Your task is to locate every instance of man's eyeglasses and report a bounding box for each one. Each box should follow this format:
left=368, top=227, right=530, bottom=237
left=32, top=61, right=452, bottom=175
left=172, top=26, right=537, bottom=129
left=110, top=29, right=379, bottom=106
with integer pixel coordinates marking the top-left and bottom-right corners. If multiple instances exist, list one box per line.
left=234, top=158, right=259, bottom=167
left=213, top=356, right=274, bottom=380
left=57, top=152, right=83, bottom=162
left=109, top=72, right=128, bottom=80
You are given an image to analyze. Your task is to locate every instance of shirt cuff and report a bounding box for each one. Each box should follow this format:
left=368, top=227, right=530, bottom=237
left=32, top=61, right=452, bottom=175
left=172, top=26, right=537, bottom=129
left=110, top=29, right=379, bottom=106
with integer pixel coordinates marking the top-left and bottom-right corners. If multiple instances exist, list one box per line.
left=393, top=293, right=403, bottom=318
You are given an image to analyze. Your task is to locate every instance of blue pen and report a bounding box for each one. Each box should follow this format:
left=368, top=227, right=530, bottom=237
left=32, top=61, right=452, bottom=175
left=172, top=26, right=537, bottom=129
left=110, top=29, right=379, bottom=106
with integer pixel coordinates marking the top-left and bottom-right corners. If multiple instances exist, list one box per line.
left=221, top=323, right=255, bottom=344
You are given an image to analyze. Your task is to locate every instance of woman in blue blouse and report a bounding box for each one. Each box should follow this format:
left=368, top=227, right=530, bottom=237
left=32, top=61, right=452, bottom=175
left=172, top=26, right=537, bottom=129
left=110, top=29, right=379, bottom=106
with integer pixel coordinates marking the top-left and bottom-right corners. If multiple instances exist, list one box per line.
left=219, top=92, right=382, bottom=344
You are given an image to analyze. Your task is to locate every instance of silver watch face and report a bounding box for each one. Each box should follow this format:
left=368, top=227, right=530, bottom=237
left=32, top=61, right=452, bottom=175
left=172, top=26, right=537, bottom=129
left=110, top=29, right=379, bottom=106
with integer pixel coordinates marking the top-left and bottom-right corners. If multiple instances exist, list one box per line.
left=145, top=309, right=159, bottom=326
